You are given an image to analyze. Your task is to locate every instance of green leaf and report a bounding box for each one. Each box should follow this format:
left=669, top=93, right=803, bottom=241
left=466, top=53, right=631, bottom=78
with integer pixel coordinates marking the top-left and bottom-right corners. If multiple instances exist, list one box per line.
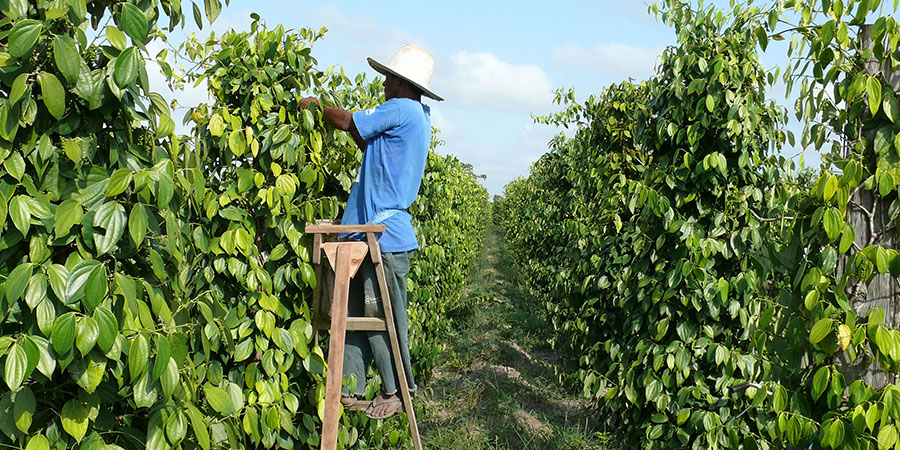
left=228, top=129, right=246, bottom=156
left=63, top=138, right=82, bottom=162
left=54, top=199, right=83, bottom=238
left=824, top=174, right=838, bottom=201
left=812, top=366, right=830, bottom=401
left=773, top=385, right=787, bottom=413
left=36, top=299, right=55, bottom=338
left=867, top=76, right=882, bottom=116
left=9, top=73, right=28, bottom=105
left=24, top=273, right=47, bottom=310
left=93, top=307, right=117, bottom=353
left=60, top=400, right=89, bottom=442
left=166, top=410, right=187, bottom=445
left=1, top=0, right=27, bottom=19
left=717, top=278, right=728, bottom=303
left=203, top=0, right=221, bottom=23
left=129, top=333, right=149, bottom=380
left=839, top=223, right=855, bottom=254
left=886, top=95, right=900, bottom=123
left=152, top=335, right=171, bottom=381
left=877, top=246, right=890, bottom=274
left=129, top=203, right=148, bottom=247
left=119, top=3, right=149, bottom=43
left=105, top=26, right=127, bottom=51
left=156, top=172, right=174, bottom=210
left=74, top=66, right=107, bottom=110
left=705, top=94, right=715, bottom=112
left=9, top=20, right=42, bottom=58
left=25, top=434, right=50, bottom=450
left=6, top=263, right=32, bottom=303
left=187, top=406, right=210, bottom=450
left=879, top=424, right=898, bottom=450
left=191, top=1, right=203, bottom=29
left=93, top=201, right=126, bottom=256
left=160, top=358, right=178, bottom=397
left=4, top=342, right=27, bottom=391
left=74, top=351, right=105, bottom=394
left=106, top=169, right=133, bottom=197
left=65, top=259, right=102, bottom=305
left=0, top=102, right=19, bottom=142
left=36, top=72, right=66, bottom=119
left=133, top=371, right=158, bottom=408
left=810, top=318, right=832, bottom=345
left=880, top=171, right=895, bottom=198
left=31, top=336, right=55, bottom=378
left=823, top=207, right=842, bottom=242
left=13, top=387, right=34, bottom=433
left=156, top=115, right=175, bottom=138
left=52, top=312, right=76, bottom=354
left=114, top=47, right=140, bottom=87
left=75, top=316, right=99, bottom=356
left=53, top=36, right=82, bottom=84
left=804, top=290, right=819, bottom=310
left=875, top=126, right=893, bottom=156
left=9, top=195, right=31, bottom=235
left=203, top=385, right=234, bottom=416
left=208, top=114, right=225, bottom=137
left=3, top=152, right=24, bottom=180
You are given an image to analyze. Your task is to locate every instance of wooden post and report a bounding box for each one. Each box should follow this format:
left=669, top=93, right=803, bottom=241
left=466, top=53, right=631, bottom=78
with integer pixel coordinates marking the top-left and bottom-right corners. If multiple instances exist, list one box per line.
left=837, top=24, right=900, bottom=389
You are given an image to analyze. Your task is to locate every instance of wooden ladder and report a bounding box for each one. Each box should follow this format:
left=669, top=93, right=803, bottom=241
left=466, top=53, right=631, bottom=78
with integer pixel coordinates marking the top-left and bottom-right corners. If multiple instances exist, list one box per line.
left=306, top=223, right=423, bottom=450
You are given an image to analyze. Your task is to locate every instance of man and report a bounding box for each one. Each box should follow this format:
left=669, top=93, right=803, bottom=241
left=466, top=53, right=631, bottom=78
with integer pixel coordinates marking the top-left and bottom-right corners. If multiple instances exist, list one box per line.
left=301, top=44, right=442, bottom=420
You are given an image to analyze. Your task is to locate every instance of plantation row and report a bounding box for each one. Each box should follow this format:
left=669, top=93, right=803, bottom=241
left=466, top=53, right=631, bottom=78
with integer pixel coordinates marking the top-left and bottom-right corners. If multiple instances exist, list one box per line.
left=0, top=1, right=489, bottom=449
left=499, top=0, right=900, bottom=449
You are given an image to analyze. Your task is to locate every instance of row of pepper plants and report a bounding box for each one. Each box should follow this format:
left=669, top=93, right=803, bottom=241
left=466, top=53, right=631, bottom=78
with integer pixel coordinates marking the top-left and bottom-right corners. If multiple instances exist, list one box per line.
left=0, top=0, right=490, bottom=449
left=499, top=0, right=900, bottom=448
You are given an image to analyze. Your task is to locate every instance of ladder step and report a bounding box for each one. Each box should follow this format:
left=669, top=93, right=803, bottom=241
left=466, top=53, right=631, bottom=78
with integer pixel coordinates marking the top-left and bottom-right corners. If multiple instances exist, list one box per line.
left=346, top=317, right=387, bottom=331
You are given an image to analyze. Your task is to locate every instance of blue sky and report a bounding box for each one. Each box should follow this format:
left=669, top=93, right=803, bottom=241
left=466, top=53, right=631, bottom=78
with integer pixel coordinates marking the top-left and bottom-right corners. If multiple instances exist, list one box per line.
left=156, top=0, right=819, bottom=196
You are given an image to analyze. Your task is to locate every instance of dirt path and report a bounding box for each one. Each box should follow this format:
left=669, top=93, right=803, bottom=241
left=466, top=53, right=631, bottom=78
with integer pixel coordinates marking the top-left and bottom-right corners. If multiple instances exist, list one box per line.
left=416, top=227, right=609, bottom=449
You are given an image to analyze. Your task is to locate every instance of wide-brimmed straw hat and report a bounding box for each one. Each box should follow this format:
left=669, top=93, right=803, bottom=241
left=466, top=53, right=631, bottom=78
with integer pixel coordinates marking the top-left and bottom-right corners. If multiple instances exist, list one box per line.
left=368, top=44, right=443, bottom=101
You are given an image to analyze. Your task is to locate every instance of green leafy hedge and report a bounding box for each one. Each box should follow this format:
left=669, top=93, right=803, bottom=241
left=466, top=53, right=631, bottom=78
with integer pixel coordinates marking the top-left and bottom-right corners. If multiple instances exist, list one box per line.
left=409, top=150, right=491, bottom=380
left=501, top=1, right=900, bottom=448
left=0, top=2, right=490, bottom=449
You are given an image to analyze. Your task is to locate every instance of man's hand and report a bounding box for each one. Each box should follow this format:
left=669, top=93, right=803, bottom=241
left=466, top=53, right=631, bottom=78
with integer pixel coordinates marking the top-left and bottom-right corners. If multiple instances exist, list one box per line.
left=300, top=97, right=320, bottom=109
left=300, top=97, right=366, bottom=151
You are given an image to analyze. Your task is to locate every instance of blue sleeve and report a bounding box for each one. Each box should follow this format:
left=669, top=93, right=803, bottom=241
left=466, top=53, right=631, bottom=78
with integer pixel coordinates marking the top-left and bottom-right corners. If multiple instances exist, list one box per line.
left=352, top=101, right=399, bottom=140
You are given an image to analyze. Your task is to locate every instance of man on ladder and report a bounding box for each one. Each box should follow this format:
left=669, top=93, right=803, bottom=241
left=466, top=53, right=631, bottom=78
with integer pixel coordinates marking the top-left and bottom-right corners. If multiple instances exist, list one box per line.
left=302, top=44, right=443, bottom=420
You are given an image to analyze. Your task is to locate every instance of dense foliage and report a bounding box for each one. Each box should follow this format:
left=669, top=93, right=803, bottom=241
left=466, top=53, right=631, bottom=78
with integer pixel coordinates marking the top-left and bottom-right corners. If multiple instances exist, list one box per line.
left=501, top=0, right=900, bottom=448
left=409, top=151, right=491, bottom=380
left=0, top=1, right=490, bottom=449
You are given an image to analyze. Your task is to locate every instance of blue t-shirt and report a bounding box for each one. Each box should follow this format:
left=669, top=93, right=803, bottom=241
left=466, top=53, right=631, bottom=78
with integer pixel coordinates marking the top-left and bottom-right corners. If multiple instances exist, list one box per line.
left=340, top=98, right=431, bottom=252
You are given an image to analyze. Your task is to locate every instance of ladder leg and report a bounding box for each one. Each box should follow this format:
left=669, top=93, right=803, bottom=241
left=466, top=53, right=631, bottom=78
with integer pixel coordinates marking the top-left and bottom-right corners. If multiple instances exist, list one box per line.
left=322, top=246, right=352, bottom=450
left=372, top=252, right=423, bottom=450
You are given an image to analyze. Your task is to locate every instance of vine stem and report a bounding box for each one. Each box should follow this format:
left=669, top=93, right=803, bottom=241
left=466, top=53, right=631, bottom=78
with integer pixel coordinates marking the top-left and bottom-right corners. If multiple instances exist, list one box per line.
left=750, top=209, right=798, bottom=222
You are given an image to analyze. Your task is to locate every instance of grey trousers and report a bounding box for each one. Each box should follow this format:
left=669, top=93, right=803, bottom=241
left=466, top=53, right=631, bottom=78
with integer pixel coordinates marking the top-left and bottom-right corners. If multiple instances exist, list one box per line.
left=342, top=250, right=417, bottom=397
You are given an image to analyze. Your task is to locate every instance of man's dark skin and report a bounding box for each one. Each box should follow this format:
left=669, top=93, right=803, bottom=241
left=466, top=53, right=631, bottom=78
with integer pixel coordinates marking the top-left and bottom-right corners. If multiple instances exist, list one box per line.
left=301, top=73, right=423, bottom=152
left=300, top=73, right=423, bottom=418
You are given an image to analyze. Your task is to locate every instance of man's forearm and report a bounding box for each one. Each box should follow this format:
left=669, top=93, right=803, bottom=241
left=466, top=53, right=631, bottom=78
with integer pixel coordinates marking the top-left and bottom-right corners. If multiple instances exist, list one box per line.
left=322, top=107, right=366, bottom=151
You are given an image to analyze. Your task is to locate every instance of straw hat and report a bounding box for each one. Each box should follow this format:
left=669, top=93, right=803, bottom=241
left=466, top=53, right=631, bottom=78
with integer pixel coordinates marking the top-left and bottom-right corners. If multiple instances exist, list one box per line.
left=368, top=44, right=443, bottom=101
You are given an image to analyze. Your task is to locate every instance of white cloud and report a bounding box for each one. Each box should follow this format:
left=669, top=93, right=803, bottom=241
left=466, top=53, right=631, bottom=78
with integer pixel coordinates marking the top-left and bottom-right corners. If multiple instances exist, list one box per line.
left=434, top=51, right=554, bottom=111
left=438, top=121, right=560, bottom=196
left=552, top=42, right=661, bottom=80
left=429, top=107, right=458, bottom=140
left=309, top=6, right=426, bottom=63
